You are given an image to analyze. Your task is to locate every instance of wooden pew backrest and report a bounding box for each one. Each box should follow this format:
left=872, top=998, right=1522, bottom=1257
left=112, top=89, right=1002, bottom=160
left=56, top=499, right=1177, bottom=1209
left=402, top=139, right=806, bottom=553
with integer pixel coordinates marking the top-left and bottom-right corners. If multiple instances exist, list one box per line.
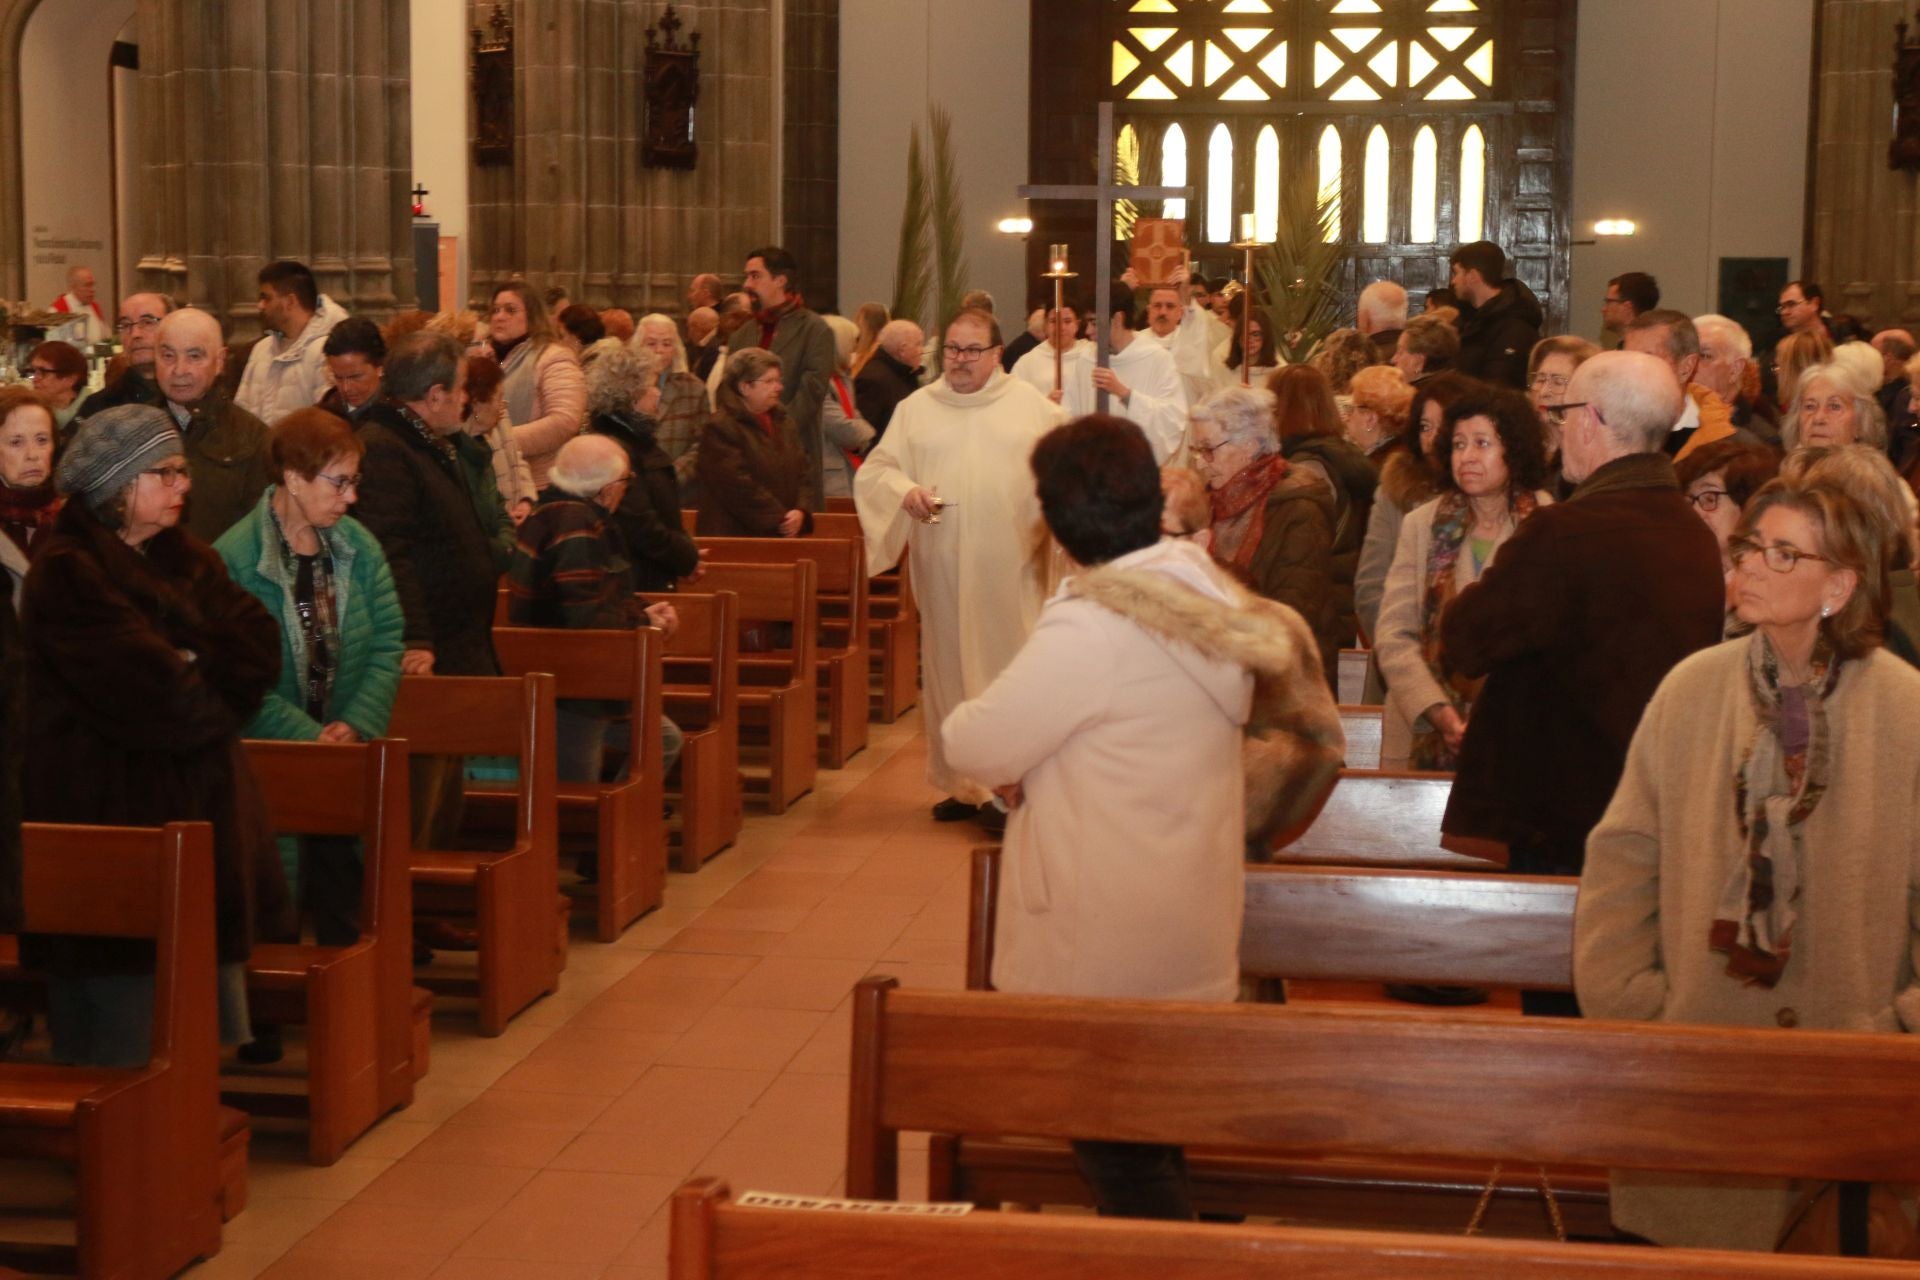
left=1275, top=770, right=1498, bottom=870
left=668, top=1177, right=1920, bottom=1280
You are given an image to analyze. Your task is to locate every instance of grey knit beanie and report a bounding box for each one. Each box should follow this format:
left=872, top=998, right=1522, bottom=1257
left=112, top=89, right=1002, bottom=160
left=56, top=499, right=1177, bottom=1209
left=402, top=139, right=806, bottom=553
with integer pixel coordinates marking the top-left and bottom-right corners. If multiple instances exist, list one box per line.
left=56, top=404, right=184, bottom=513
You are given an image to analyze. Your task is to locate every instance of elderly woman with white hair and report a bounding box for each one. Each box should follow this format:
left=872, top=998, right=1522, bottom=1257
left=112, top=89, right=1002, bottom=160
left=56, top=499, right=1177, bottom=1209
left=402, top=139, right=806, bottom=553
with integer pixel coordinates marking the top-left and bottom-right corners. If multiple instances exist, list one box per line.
left=585, top=344, right=700, bottom=592
left=1782, top=360, right=1888, bottom=452
left=820, top=314, right=878, bottom=499
left=1186, top=386, right=1339, bottom=678
left=506, top=434, right=683, bottom=841
left=633, top=312, right=713, bottom=500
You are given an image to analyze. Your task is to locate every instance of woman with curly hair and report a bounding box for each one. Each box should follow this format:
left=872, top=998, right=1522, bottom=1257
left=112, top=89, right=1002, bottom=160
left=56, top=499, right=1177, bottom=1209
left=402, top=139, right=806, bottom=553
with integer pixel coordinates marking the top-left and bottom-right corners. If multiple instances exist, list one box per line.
left=1374, top=383, right=1552, bottom=769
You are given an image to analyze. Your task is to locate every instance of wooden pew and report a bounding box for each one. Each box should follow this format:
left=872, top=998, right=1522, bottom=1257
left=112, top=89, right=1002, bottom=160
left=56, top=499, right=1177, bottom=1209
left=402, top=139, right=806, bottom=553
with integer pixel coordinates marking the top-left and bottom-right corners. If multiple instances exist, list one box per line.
left=228, top=738, right=416, bottom=1166
left=1338, top=705, right=1383, bottom=770
left=691, top=536, right=870, bottom=768
left=0, top=822, right=224, bottom=1280
left=847, top=980, right=1920, bottom=1253
left=813, top=511, right=920, bottom=723
left=1274, top=769, right=1501, bottom=870
left=667, top=1177, right=1919, bottom=1279
left=641, top=590, right=744, bottom=871
left=694, top=561, right=818, bottom=814
left=389, top=673, right=561, bottom=1036
left=494, top=625, right=669, bottom=939
left=958, top=847, right=1585, bottom=1227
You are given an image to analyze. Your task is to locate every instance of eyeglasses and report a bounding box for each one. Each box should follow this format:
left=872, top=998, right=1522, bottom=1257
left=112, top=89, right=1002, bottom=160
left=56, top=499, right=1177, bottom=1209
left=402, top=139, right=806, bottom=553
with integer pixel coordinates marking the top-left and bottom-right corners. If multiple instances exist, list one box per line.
left=1776, top=300, right=1809, bottom=313
left=1542, top=401, right=1588, bottom=427
left=114, top=314, right=163, bottom=333
left=941, top=343, right=996, bottom=361
left=24, top=366, right=59, bottom=379
left=1529, top=371, right=1571, bottom=392
left=1601, top=295, right=1625, bottom=307
left=1687, top=488, right=1730, bottom=512
left=142, top=464, right=191, bottom=488
left=1729, top=537, right=1828, bottom=574
left=1189, top=439, right=1229, bottom=459
left=313, top=472, right=362, bottom=493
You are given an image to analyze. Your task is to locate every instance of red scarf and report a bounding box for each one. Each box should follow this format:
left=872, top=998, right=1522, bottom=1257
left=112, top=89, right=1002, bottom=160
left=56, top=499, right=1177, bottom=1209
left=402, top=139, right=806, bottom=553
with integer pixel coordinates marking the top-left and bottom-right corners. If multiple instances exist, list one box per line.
left=754, top=299, right=794, bottom=349
left=0, top=479, right=61, bottom=559
left=1207, top=454, right=1291, bottom=570
left=753, top=410, right=777, bottom=439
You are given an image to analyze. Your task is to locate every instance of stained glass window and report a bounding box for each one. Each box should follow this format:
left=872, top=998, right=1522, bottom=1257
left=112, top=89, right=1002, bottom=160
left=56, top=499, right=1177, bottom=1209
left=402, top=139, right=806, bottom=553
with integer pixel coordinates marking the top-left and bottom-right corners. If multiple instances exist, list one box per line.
left=1207, top=123, right=1235, bottom=243
left=1318, top=126, right=1342, bottom=244
left=1254, top=126, right=1281, bottom=242
left=1362, top=125, right=1389, bottom=242
left=1161, top=123, right=1188, bottom=222
left=1410, top=125, right=1438, bottom=243
left=1459, top=123, right=1486, bottom=242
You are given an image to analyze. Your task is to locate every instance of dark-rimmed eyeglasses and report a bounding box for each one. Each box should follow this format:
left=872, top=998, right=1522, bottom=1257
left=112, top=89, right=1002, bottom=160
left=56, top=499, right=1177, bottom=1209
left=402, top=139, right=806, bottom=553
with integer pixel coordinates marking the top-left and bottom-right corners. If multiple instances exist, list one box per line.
left=313, top=472, right=363, bottom=493
left=24, top=366, right=60, bottom=380
left=115, top=314, right=163, bottom=333
left=142, top=464, right=191, bottom=488
left=1542, top=401, right=1589, bottom=428
left=941, top=343, right=996, bottom=361
left=1688, top=488, right=1730, bottom=513
left=1729, top=536, right=1827, bottom=573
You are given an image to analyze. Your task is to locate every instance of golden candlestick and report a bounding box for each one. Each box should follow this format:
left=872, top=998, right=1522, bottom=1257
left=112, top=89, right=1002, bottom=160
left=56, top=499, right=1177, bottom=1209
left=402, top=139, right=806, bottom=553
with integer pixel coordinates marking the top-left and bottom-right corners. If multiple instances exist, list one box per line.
left=1230, top=216, right=1265, bottom=387
left=1040, top=242, right=1078, bottom=395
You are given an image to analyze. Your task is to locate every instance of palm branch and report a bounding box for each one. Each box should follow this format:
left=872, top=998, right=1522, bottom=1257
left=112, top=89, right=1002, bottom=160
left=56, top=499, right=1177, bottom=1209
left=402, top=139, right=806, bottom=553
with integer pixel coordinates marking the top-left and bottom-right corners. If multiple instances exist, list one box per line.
left=1255, top=180, right=1346, bottom=366
left=891, top=127, right=931, bottom=328
left=928, top=105, right=971, bottom=355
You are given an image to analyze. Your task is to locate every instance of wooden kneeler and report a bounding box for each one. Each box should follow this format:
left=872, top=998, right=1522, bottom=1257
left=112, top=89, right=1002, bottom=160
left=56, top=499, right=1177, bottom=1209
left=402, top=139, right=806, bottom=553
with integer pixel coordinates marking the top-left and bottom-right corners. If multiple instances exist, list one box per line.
left=642, top=590, right=744, bottom=871
left=229, top=738, right=418, bottom=1166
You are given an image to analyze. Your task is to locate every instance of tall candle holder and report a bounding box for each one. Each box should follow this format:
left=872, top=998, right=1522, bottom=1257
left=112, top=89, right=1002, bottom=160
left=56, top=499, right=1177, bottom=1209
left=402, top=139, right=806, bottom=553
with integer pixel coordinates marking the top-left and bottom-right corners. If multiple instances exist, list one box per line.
left=1040, top=243, right=1078, bottom=395
left=1230, top=215, right=1266, bottom=386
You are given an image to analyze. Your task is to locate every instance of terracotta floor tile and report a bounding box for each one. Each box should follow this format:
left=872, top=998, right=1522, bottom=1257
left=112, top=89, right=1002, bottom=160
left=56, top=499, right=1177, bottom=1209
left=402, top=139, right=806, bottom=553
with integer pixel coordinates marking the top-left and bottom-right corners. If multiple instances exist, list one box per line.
left=598, top=968, right=741, bottom=1006
left=624, top=950, right=762, bottom=982
left=656, top=925, right=786, bottom=956
left=609, top=1200, right=672, bottom=1269
left=707, top=869, right=846, bottom=913
left=785, top=999, right=854, bottom=1075
left=352, top=1159, right=536, bottom=1212
left=718, top=954, right=871, bottom=1012
left=428, top=1259, right=602, bottom=1279
left=567, top=992, right=713, bottom=1034
left=489, top=1051, right=652, bottom=1096
left=582, top=1067, right=775, bottom=1176
left=770, top=905, right=914, bottom=961
left=454, top=1170, right=677, bottom=1265
left=288, top=1201, right=494, bottom=1258
left=757, top=849, right=870, bottom=876
left=865, top=959, right=967, bottom=991
left=247, top=1154, right=393, bottom=1203
left=695, top=1077, right=849, bottom=1199
left=523, top=1026, right=680, bottom=1064
left=685, top=904, right=816, bottom=934
left=256, top=1249, right=442, bottom=1279
left=444, top=1089, right=612, bottom=1130
left=655, top=1004, right=828, bottom=1072
left=399, top=1120, right=579, bottom=1169
left=876, top=934, right=967, bottom=966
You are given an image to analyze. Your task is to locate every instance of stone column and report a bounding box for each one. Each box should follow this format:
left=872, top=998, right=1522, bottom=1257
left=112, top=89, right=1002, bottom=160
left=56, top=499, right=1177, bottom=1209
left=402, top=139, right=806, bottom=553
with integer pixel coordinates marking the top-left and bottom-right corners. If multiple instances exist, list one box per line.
left=1810, top=0, right=1920, bottom=325
left=469, top=0, right=795, bottom=317
left=127, top=0, right=414, bottom=335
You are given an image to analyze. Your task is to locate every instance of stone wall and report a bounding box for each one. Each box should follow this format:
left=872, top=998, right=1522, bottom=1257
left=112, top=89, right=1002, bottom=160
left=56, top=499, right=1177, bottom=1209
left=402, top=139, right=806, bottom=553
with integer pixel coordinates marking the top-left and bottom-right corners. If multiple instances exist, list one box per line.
left=782, top=0, right=837, bottom=313
left=1810, top=0, right=1918, bottom=324
left=468, top=0, right=835, bottom=317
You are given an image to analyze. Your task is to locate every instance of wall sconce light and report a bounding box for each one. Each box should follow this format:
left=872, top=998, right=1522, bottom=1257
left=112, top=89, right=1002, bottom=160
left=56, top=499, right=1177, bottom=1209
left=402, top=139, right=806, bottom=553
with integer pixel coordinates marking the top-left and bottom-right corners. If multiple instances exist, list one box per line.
left=996, top=217, right=1034, bottom=236
left=1594, top=219, right=1638, bottom=237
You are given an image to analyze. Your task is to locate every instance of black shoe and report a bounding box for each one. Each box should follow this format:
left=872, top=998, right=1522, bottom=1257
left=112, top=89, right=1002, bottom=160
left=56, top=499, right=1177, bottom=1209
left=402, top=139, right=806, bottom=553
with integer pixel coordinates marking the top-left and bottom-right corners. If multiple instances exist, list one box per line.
left=237, top=1024, right=284, bottom=1065
left=973, top=804, right=1007, bottom=837
left=931, top=797, right=980, bottom=823
left=1383, top=983, right=1490, bottom=1007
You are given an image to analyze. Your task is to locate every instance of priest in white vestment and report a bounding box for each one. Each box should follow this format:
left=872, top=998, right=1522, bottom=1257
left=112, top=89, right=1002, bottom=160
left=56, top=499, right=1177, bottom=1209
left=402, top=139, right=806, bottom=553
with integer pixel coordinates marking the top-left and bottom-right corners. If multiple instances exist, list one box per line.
left=1130, top=267, right=1232, bottom=410
left=1013, top=292, right=1188, bottom=464
left=856, top=309, right=1066, bottom=820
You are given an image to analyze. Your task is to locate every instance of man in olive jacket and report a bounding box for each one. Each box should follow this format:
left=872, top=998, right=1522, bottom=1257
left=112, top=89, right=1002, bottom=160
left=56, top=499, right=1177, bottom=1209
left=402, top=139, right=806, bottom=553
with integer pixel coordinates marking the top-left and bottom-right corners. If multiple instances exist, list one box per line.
left=1439, top=351, right=1725, bottom=880
left=154, top=308, right=273, bottom=543
left=724, top=245, right=835, bottom=509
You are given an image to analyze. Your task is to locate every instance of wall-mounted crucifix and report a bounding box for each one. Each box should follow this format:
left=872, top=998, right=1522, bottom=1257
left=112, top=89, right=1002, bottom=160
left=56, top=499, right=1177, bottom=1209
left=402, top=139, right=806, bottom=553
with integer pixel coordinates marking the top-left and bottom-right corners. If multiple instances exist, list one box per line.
left=1017, top=101, right=1193, bottom=413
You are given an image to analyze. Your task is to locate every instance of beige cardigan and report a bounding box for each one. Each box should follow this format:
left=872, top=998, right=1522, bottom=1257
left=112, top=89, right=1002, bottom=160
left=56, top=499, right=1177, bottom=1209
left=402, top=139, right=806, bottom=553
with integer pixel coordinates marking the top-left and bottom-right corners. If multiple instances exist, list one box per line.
left=1372, top=493, right=1546, bottom=768
left=1575, top=638, right=1920, bottom=1250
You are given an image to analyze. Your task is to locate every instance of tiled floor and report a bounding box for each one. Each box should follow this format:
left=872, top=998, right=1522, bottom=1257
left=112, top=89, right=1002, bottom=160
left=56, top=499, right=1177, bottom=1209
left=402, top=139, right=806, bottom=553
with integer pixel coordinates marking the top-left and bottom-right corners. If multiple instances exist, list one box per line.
left=183, top=710, right=967, bottom=1279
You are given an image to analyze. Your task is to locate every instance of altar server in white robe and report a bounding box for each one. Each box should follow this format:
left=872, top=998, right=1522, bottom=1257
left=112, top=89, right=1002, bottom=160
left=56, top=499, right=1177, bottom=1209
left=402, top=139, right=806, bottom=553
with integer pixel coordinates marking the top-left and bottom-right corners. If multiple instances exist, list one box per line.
left=1010, top=303, right=1093, bottom=400
left=1129, top=266, right=1231, bottom=409
left=1015, top=288, right=1188, bottom=465
left=856, top=308, right=1067, bottom=824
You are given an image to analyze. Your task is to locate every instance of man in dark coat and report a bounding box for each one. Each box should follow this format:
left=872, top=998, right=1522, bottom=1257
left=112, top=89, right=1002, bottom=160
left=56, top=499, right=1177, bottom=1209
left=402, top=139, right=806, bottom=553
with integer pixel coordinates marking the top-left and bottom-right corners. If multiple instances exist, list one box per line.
left=77, top=292, right=172, bottom=418
left=352, top=332, right=500, bottom=681
left=154, top=308, right=274, bottom=542
left=724, top=246, right=836, bottom=510
left=1449, top=240, right=1542, bottom=390
left=853, top=319, right=924, bottom=440
left=1440, top=350, right=1725, bottom=885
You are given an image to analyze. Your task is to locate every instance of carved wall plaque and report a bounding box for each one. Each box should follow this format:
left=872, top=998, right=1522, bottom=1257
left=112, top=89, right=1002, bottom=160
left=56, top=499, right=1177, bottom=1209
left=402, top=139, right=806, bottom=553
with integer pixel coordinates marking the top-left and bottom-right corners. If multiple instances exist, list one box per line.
left=472, top=4, right=514, bottom=167
left=643, top=4, right=701, bottom=171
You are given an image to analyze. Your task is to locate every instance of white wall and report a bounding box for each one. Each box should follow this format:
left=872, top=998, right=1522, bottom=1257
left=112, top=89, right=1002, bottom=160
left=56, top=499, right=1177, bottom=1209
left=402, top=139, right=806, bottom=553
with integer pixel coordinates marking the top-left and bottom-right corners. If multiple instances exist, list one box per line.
left=837, top=0, right=1030, bottom=326
left=19, top=0, right=137, bottom=308
left=1571, top=0, right=1813, bottom=339
left=410, top=0, right=470, bottom=306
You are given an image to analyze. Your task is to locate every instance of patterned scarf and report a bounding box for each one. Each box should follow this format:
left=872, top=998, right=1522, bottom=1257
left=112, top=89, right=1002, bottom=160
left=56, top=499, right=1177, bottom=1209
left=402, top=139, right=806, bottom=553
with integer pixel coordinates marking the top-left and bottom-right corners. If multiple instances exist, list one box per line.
left=0, top=479, right=61, bottom=558
left=1710, top=631, right=1840, bottom=988
left=1208, top=453, right=1291, bottom=570
left=1410, top=488, right=1539, bottom=770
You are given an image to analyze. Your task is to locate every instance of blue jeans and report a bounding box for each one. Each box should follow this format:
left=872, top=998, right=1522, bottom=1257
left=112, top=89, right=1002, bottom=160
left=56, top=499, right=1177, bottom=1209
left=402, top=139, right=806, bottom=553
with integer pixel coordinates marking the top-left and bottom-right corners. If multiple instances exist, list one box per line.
left=555, top=702, right=684, bottom=785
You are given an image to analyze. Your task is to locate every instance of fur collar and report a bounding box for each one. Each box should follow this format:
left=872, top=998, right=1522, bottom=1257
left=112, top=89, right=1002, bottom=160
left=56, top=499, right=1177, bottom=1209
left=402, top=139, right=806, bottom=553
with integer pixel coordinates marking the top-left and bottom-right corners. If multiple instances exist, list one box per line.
left=1066, top=555, right=1347, bottom=848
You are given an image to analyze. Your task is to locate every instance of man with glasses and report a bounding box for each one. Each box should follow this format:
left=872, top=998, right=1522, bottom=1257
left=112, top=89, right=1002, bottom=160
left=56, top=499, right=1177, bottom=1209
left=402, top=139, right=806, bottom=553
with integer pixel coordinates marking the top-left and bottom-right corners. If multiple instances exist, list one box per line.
left=154, top=308, right=273, bottom=542
left=77, top=292, right=174, bottom=417
left=1776, top=280, right=1828, bottom=339
left=854, top=307, right=1066, bottom=834
left=1599, top=272, right=1659, bottom=347
left=1621, top=309, right=1739, bottom=462
left=1437, top=351, right=1723, bottom=944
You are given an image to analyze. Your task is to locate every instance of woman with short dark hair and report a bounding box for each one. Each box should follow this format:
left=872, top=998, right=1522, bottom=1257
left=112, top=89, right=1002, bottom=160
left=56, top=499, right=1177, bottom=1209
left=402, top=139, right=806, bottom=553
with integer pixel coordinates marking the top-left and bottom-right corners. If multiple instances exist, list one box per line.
left=1675, top=437, right=1783, bottom=574
left=943, top=413, right=1342, bottom=1222
left=1576, top=476, right=1920, bottom=1250
left=1268, top=363, right=1379, bottom=662
left=1374, top=384, right=1552, bottom=769
left=24, top=340, right=87, bottom=437
left=695, top=347, right=813, bottom=537
left=0, top=386, right=61, bottom=606
left=1354, top=372, right=1476, bottom=644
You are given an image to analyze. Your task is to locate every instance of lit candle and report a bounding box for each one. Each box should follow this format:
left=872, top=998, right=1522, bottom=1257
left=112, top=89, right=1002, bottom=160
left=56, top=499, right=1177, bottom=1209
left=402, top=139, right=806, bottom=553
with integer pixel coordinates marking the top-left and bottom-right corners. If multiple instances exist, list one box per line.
left=1049, top=244, right=1069, bottom=273
left=1239, top=213, right=1257, bottom=242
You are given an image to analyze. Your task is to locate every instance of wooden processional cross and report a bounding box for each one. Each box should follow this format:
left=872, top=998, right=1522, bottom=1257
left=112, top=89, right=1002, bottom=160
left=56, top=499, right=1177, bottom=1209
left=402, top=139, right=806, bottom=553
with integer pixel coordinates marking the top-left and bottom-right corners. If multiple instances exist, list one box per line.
left=1017, top=101, right=1195, bottom=413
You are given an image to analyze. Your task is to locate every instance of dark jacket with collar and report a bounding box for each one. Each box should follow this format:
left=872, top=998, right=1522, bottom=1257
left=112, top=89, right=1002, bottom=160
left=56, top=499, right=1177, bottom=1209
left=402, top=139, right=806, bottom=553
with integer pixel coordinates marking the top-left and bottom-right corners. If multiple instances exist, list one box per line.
left=724, top=302, right=836, bottom=509
left=77, top=366, right=164, bottom=419
left=1280, top=434, right=1379, bottom=657
left=853, top=348, right=922, bottom=439
left=1455, top=278, right=1543, bottom=390
left=173, top=391, right=275, bottom=544
left=1438, top=452, right=1724, bottom=874
left=351, top=400, right=502, bottom=676
left=694, top=404, right=816, bottom=538
left=589, top=409, right=700, bottom=591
